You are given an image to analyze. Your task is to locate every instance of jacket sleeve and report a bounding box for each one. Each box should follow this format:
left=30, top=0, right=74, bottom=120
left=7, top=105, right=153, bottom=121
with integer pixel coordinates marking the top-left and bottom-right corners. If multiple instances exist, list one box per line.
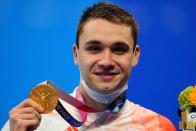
left=1, top=120, right=10, bottom=131
left=157, top=114, right=176, bottom=131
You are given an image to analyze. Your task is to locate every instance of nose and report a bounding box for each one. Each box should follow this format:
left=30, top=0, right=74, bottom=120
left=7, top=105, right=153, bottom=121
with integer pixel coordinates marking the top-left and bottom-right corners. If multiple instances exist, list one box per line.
left=97, top=50, right=114, bottom=70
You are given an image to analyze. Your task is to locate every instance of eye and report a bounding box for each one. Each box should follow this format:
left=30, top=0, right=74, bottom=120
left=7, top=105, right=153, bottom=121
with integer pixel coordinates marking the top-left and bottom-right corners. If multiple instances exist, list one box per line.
left=86, top=45, right=102, bottom=53
left=112, top=46, right=129, bottom=55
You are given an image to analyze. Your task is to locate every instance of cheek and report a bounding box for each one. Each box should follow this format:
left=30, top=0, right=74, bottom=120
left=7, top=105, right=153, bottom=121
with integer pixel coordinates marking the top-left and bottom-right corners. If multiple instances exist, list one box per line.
left=86, top=54, right=99, bottom=65
left=78, top=55, right=95, bottom=73
left=118, top=57, right=132, bottom=72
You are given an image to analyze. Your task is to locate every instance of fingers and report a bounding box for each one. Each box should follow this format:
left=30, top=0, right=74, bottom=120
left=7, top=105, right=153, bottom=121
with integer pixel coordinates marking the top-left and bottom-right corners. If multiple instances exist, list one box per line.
left=9, top=99, right=44, bottom=131
left=14, top=119, right=40, bottom=131
left=14, top=108, right=42, bottom=121
left=16, top=99, right=44, bottom=113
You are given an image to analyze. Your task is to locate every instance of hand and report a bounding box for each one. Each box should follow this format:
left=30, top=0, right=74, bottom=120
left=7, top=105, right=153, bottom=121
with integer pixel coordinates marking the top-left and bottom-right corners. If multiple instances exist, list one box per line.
left=9, top=99, right=44, bottom=131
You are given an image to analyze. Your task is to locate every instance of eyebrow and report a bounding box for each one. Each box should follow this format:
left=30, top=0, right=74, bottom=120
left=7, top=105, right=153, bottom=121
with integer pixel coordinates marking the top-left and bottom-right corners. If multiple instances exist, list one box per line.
left=112, top=41, right=130, bottom=47
left=85, top=40, right=130, bottom=46
left=85, top=40, right=102, bottom=46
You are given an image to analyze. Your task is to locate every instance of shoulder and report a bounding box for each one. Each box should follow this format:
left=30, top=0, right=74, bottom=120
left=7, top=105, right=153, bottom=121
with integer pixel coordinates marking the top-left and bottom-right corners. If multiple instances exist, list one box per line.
left=156, top=114, right=176, bottom=130
left=125, top=100, right=176, bottom=131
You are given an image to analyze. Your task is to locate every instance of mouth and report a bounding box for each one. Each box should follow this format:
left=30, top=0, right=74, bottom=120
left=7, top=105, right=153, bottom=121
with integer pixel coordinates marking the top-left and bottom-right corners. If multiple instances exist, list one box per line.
left=94, top=72, right=119, bottom=81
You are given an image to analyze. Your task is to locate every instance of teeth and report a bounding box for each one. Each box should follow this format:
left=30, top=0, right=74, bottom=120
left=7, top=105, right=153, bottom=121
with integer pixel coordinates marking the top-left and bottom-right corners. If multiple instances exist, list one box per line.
left=95, top=72, right=117, bottom=75
left=100, top=73, right=114, bottom=75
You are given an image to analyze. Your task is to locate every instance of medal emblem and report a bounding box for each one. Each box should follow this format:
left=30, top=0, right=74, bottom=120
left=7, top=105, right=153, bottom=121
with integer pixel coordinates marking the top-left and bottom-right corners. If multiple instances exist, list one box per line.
left=29, top=83, right=58, bottom=113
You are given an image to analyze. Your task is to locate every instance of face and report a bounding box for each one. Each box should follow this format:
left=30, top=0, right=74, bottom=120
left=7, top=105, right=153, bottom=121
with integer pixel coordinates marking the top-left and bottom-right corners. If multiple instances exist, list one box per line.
left=73, top=19, right=140, bottom=93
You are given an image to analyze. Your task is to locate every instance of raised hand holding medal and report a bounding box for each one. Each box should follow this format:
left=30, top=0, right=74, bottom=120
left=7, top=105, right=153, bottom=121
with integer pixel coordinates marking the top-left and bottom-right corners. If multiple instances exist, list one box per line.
left=29, top=80, right=99, bottom=127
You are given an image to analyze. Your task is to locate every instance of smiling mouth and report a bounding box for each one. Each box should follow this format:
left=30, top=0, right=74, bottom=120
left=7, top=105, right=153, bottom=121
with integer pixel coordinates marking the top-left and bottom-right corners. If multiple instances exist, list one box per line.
left=94, top=72, right=118, bottom=81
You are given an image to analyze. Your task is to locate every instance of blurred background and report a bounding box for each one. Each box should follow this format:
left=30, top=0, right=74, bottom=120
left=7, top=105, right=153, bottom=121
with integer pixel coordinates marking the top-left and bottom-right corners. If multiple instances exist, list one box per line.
left=0, top=0, right=196, bottom=129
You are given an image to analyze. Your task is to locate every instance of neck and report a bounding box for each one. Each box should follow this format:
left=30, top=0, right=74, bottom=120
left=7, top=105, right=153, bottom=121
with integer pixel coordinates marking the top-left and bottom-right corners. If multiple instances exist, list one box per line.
left=79, top=84, right=110, bottom=111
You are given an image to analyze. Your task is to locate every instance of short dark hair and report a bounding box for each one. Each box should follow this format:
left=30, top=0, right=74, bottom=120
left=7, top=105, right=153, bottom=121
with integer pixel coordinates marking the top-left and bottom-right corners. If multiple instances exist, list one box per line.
left=76, top=2, right=138, bottom=50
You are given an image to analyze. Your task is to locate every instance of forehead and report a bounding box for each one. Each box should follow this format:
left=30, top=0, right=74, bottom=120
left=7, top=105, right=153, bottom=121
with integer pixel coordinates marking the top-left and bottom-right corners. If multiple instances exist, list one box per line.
left=79, top=19, right=134, bottom=46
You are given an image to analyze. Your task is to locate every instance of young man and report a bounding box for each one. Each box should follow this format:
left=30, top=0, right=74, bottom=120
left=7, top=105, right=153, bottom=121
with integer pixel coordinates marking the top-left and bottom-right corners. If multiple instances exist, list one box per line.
left=2, top=2, right=176, bottom=131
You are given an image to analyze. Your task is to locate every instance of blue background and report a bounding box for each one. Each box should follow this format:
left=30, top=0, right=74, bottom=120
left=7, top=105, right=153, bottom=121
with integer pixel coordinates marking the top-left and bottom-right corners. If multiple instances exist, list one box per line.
left=0, top=0, right=196, bottom=129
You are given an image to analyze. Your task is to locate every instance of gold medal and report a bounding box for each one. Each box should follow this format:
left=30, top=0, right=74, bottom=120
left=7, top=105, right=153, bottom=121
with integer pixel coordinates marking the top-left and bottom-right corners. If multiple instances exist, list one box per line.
left=29, top=83, right=58, bottom=113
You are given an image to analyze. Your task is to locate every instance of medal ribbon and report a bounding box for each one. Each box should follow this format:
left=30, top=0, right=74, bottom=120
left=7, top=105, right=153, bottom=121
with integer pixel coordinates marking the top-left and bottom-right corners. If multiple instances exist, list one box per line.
left=46, top=80, right=126, bottom=127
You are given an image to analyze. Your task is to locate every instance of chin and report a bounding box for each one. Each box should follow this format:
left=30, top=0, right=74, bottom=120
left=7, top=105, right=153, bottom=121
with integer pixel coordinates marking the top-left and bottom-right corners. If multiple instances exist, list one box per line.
left=95, top=85, right=117, bottom=93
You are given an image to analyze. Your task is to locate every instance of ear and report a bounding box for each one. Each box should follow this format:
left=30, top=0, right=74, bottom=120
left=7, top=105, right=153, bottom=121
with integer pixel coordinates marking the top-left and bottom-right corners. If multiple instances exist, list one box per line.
left=73, top=44, right=79, bottom=65
left=132, top=45, right=140, bottom=67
